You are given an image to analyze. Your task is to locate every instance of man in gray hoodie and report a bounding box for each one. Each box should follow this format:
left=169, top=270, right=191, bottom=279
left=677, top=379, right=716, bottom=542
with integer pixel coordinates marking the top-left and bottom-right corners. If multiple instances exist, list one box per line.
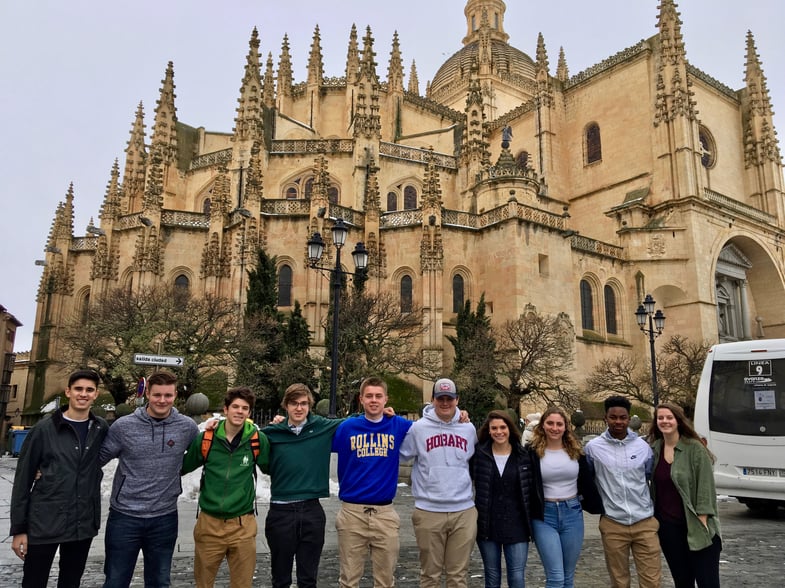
left=399, top=378, right=478, bottom=588
left=99, top=371, right=198, bottom=588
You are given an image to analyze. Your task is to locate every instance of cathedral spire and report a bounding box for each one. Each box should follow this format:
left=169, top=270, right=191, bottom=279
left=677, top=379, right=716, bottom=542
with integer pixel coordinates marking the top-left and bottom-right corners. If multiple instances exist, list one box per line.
left=277, top=35, right=294, bottom=110
left=556, top=46, right=569, bottom=82
left=461, top=60, right=490, bottom=170
left=408, top=60, right=420, bottom=95
left=462, top=0, right=509, bottom=46
left=536, top=33, right=549, bottom=75
left=345, top=24, right=360, bottom=85
left=123, top=101, right=147, bottom=213
left=387, top=31, right=404, bottom=94
left=99, top=159, right=122, bottom=223
left=307, top=25, right=324, bottom=87
left=745, top=30, right=774, bottom=117
left=233, top=27, right=263, bottom=142
left=54, top=183, right=75, bottom=242
left=742, top=30, right=782, bottom=211
left=262, top=52, right=276, bottom=107
left=359, top=26, right=379, bottom=83
left=150, top=61, right=178, bottom=167
left=657, top=0, right=686, bottom=66
left=353, top=27, right=381, bottom=139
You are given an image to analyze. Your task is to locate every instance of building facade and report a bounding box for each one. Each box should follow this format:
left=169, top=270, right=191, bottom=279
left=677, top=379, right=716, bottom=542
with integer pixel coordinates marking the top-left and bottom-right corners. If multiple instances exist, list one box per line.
left=0, top=304, right=22, bottom=444
left=26, top=0, right=784, bottom=408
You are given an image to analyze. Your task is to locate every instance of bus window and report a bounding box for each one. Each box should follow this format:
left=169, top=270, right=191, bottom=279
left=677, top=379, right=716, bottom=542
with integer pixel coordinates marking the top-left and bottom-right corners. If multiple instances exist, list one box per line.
left=709, top=359, right=785, bottom=437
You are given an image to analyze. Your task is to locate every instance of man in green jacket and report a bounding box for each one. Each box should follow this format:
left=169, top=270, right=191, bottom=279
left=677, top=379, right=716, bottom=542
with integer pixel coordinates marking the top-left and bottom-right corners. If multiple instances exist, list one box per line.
left=182, top=387, right=270, bottom=588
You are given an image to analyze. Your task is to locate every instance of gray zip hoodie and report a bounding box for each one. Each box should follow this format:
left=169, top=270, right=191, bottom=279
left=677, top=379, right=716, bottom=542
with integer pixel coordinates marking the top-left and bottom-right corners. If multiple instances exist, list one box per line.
left=100, top=406, right=198, bottom=518
left=400, top=404, right=477, bottom=512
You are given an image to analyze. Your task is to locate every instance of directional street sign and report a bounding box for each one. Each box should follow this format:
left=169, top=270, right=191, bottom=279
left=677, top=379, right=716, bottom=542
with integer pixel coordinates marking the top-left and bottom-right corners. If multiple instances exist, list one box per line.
left=133, top=353, right=185, bottom=367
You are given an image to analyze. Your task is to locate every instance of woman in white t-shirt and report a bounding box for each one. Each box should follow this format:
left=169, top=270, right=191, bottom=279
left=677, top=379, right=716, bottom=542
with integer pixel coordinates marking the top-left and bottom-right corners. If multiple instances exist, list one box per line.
left=527, top=406, right=601, bottom=588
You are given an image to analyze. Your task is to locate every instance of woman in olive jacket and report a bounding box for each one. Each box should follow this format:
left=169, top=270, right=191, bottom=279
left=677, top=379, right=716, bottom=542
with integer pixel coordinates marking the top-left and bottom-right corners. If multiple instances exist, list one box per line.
left=648, top=402, right=721, bottom=588
left=470, top=409, right=539, bottom=588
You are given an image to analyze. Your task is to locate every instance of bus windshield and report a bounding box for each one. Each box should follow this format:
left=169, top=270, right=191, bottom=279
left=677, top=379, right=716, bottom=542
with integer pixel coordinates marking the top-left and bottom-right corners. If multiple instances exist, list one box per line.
left=709, top=358, right=785, bottom=436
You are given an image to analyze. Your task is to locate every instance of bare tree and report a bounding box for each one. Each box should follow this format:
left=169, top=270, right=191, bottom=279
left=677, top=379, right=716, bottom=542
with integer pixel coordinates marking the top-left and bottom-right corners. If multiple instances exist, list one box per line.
left=60, top=285, right=240, bottom=404
left=496, top=305, right=579, bottom=410
left=583, top=335, right=711, bottom=413
left=583, top=355, right=650, bottom=405
left=326, top=289, right=437, bottom=413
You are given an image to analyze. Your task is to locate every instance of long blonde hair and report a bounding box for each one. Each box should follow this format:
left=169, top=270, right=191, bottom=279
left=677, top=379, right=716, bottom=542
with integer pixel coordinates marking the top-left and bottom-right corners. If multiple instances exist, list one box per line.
left=530, top=406, right=583, bottom=460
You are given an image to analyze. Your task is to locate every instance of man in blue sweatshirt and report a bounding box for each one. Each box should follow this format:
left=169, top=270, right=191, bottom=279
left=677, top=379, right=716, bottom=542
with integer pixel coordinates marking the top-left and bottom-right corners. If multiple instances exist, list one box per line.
left=99, top=371, right=199, bottom=588
left=399, top=378, right=478, bottom=588
left=331, top=376, right=414, bottom=588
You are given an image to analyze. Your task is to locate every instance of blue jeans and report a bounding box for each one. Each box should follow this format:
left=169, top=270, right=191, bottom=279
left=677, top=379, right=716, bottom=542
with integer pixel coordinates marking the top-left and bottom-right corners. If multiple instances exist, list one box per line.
left=531, top=498, right=584, bottom=588
left=103, top=509, right=179, bottom=588
left=476, top=539, right=528, bottom=588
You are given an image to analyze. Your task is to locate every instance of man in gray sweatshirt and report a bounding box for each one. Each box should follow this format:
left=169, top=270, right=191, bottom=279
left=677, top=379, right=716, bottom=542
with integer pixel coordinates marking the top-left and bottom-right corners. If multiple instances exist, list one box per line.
left=99, top=371, right=198, bottom=587
left=399, top=378, right=478, bottom=588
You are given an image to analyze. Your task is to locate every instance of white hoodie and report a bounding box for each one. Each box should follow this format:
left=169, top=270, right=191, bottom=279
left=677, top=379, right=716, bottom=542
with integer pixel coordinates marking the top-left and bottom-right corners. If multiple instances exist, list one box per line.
left=400, top=404, right=477, bottom=512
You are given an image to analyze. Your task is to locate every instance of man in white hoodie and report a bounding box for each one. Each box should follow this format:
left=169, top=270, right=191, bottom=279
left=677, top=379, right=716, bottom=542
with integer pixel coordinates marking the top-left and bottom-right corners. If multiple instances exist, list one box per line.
left=400, top=378, right=478, bottom=588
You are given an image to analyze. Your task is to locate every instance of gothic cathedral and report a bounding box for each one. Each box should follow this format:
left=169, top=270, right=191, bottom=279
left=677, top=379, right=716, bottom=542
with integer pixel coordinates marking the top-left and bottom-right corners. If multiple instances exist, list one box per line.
left=28, top=0, right=784, bottom=405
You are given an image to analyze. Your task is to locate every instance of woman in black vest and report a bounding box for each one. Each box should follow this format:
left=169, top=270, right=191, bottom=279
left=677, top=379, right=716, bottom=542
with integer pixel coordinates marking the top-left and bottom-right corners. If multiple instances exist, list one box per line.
left=471, top=410, right=538, bottom=588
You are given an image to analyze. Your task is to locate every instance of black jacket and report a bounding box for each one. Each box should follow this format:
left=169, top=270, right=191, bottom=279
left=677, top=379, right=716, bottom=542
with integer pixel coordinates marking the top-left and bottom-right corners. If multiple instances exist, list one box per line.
left=471, top=440, right=538, bottom=542
left=10, top=408, right=108, bottom=543
left=528, top=448, right=604, bottom=516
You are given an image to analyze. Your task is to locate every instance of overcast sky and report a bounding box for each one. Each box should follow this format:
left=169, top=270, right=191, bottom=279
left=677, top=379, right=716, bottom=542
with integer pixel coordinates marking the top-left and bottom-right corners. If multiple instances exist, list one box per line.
left=1, top=0, right=783, bottom=352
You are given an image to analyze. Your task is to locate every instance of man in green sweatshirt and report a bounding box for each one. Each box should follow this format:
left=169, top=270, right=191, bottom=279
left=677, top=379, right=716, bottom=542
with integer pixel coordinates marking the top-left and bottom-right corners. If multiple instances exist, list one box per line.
left=260, top=382, right=341, bottom=588
left=182, top=386, right=270, bottom=588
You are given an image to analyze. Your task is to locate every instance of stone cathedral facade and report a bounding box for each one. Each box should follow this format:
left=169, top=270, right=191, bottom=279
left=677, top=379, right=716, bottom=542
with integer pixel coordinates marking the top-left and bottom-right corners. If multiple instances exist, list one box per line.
left=26, top=0, right=784, bottom=407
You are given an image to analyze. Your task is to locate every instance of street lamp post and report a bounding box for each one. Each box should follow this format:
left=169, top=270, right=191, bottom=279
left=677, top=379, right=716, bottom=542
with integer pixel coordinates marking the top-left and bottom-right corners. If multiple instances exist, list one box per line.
left=307, top=218, right=368, bottom=418
left=635, top=294, right=666, bottom=407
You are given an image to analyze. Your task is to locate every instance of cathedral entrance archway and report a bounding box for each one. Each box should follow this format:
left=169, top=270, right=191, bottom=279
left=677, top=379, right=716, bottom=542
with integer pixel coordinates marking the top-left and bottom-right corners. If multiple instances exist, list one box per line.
left=715, top=237, right=785, bottom=341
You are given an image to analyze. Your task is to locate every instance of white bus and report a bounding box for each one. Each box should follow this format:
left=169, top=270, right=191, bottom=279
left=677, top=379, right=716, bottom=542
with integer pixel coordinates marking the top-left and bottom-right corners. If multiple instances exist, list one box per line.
left=694, top=339, right=785, bottom=513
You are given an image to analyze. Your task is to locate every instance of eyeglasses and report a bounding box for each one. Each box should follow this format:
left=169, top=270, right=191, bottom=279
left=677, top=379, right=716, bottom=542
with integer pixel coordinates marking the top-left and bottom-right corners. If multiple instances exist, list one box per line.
left=287, top=401, right=310, bottom=408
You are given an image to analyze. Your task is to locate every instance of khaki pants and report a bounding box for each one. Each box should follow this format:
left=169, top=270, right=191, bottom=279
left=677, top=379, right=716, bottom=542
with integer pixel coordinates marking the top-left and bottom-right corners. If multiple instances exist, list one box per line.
left=412, top=507, right=477, bottom=588
left=598, top=515, right=661, bottom=588
left=193, top=512, right=257, bottom=588
left=336, top=502, right=401, bottom=588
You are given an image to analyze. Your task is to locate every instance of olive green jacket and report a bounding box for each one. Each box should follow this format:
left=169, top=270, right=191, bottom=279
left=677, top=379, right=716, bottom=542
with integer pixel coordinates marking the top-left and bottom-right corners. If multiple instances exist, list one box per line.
left=651, top=437, right=721, bottom=551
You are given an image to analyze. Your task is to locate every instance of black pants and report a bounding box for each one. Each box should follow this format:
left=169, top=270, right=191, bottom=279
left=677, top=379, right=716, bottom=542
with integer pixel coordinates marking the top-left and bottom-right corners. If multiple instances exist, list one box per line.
left=265, top=499, right=326, bottom=588
left=22, top=538, right=93, bottom=588
left=657, top=517, right=722, bottom=588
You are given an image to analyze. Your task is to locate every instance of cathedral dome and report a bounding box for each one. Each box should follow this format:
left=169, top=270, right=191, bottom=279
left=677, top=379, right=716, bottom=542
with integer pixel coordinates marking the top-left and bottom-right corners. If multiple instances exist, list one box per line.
left=430, top=39, right=536, bottom=95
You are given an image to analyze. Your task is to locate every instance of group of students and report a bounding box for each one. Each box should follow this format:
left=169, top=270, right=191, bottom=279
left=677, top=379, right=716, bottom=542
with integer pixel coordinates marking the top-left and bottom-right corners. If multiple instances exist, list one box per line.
left=9, top=370, right=721, bottom=588
left=473, top=395, right=722, bottom=588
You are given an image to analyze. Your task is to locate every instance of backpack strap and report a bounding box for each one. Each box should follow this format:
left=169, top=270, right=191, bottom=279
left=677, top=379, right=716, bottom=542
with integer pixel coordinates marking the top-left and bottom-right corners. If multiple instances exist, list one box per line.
left=200, top=428, right=215, bottom=462
left=249, top=429, right=260, bottom=462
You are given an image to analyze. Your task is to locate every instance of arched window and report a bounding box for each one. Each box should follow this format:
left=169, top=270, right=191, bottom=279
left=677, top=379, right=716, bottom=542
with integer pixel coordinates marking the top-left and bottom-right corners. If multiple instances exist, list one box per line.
left=174, top=274, right=190, bottom=291
left=327, top=186, right=339, bottom=205
left=586, top=123, right=602, bottom=164
left=174, top=274, right=190, bottom=309
left=202, top=198, right=211, bottom=215
left=387, top=192, right=398, bottom=212
left=515, top=151, right=529, bottom=170
left=580, top=280, right=594, bottom=330
left=80, top=292, right=90, bottom=321
left=403, top=186, right=418, bottom=210
left=285, top=186, right=297, bottom=199
left=304, top=178, right=314, bottom=200
left=278, top=264, right=292, bottom=307
left=604, top=285, right=618, bottom=335
left=400, top=275, right=413, bottom=313
left=452, top=274, right=465, bottom=313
